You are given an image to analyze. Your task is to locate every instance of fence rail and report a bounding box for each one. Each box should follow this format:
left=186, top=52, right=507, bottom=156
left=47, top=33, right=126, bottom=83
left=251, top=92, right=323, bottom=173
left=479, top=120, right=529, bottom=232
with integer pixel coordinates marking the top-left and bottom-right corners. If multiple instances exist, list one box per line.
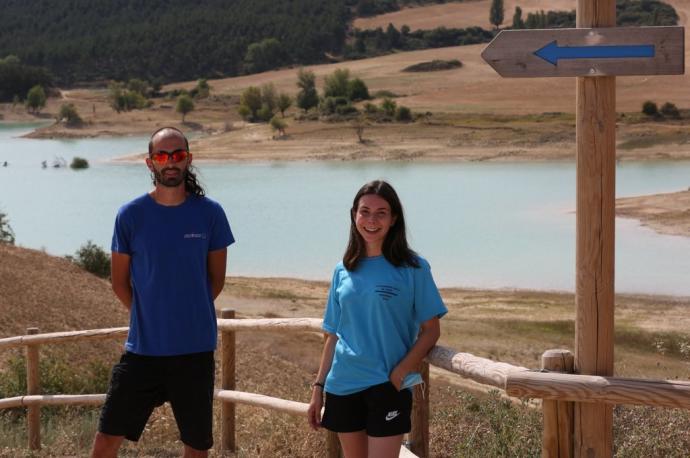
left=1, top=314, right=689, bottom=457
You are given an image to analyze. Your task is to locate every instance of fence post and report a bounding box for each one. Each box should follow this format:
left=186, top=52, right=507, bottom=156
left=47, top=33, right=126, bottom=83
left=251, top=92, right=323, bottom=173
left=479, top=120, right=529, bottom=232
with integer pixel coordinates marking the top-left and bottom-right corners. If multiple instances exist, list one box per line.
left=542, top=349, right=574, bottom=458
left=26, top=327, right=40, bottom=450
left=220, top=309, right=236, bottom=453
left=325, top=331, right=342, bottom=458
left=410, top=361, right=430, bottom=457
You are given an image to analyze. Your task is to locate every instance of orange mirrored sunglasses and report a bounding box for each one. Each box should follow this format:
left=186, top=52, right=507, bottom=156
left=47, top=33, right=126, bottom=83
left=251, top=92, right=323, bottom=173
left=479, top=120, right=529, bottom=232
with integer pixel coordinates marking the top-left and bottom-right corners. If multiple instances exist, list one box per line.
left=150, top=149, right=189, bottom=165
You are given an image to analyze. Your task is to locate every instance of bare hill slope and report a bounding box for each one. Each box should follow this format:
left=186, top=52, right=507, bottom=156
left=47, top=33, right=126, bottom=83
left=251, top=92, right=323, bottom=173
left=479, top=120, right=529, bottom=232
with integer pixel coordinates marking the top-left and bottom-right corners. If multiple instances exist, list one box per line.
left=0, top=244, right=127, bottom=363
left=354, top=0, right=576, bottom=31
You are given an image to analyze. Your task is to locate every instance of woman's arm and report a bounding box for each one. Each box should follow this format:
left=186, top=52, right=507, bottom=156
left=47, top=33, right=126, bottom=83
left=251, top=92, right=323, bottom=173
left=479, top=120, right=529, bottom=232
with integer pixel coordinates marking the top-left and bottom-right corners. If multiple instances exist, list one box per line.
left=390, top=317, right=441, bottom=390
left=307, top=332, right=338, bottom=430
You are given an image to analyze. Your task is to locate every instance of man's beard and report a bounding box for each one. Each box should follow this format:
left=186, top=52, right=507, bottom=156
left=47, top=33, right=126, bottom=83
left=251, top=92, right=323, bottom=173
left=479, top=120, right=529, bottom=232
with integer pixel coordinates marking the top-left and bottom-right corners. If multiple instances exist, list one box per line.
left=154, top=166, right=186, bottom=188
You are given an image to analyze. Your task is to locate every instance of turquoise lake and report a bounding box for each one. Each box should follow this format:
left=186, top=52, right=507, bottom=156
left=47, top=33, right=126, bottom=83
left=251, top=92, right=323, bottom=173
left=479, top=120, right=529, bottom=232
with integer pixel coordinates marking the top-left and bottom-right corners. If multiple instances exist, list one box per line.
left=1, top=122, right=689, bottom=296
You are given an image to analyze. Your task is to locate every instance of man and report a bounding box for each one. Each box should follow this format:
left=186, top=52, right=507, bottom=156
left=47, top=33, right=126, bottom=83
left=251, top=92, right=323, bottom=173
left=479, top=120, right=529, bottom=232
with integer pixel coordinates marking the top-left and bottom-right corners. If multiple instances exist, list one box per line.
left=91, top=127, right=234, bottom=458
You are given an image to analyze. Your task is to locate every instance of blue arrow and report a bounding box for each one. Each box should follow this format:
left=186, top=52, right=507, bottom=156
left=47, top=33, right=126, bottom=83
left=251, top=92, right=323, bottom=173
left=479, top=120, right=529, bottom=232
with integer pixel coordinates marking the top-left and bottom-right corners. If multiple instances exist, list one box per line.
left=534, top=41, right=655, bottom=65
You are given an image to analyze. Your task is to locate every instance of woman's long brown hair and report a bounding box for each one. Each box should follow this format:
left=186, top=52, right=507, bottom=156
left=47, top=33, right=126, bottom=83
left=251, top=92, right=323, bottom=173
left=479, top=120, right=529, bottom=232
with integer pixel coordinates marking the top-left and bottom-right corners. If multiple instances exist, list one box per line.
left=343, top=180, right=418, bottom=271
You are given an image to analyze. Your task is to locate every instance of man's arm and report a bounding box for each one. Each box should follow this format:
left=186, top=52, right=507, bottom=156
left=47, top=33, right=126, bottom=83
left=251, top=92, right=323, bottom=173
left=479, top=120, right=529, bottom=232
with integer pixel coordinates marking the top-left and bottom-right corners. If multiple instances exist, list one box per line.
left=207, top=248, right=227, bottom=300
left=111, top=252, right=132, bottom=311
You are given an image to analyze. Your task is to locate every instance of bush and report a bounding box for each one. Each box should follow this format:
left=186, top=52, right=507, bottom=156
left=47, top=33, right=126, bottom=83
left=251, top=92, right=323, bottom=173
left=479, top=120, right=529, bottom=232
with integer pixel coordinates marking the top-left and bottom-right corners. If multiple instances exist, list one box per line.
left=381, top=97, right=397, bottom=117
left=0, top=211, right=15, bottom=244
left=642, top=101, right=658, bottom=116
left=395, top=106, right=412, bottom=121
left=25, top=84, right=46, bottom=113
left=348, top=78, right=370, bottom=101
left=70, top=157, right=89, bottom=170
left=108, top=82, right=149, bottom=113
left=402, top=59, right=463, bottom=72
left=70, top=240, right=110, bottom=278
left=269, top=115, right=287, bottom=137
left=194, top=78, right=210, bottom=98
left=660, top=102, right=680, bottom=119
left=373, top=90, right=399, bottom=99
left=57, top=103, right=83, bottom=127
left=364, top=102, right=379, bottom=114
left=324, top=68, right=351, bottom=99
left=176, top=94, right=194, bottom=122
left=320, top=96, right=350, bottom=115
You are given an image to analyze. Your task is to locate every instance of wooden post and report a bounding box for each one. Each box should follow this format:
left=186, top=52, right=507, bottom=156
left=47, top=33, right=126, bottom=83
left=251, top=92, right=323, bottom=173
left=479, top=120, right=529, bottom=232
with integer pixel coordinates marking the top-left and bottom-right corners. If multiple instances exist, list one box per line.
left=26, top=327, right=40, bottom=450
left=409, top=361, right=430, bottom=458
left=325, top=332, right=341, bottom=458
left=575, top=0, right=616, bottom=456
left=541, top=350, right=574, bottom=458
left=220, top=309, right=236, bottom=453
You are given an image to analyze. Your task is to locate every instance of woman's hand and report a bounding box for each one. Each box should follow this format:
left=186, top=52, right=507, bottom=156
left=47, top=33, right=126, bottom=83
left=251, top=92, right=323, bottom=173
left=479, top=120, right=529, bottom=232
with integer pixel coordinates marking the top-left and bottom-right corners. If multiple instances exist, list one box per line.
left=389, top=365, right=409, bottom=391
left=307, top=386, right=324, bottom=430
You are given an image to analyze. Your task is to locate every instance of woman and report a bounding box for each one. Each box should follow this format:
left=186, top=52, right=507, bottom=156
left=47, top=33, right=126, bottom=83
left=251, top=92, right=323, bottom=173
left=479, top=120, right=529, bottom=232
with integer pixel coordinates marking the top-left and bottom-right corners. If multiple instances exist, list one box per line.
left=308, top=180, right=447, bottom=458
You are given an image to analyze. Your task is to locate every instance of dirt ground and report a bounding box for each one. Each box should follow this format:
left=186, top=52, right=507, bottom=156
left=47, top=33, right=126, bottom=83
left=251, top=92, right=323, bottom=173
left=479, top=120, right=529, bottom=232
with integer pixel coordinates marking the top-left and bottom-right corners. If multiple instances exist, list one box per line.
left=617, top=189, right=690, bottom=237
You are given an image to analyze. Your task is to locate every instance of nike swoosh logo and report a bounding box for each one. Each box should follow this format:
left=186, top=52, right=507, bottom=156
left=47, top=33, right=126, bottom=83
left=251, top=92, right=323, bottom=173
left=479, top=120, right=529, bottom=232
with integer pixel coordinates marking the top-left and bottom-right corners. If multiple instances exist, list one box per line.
left=385, top=410, right=400, bottom=421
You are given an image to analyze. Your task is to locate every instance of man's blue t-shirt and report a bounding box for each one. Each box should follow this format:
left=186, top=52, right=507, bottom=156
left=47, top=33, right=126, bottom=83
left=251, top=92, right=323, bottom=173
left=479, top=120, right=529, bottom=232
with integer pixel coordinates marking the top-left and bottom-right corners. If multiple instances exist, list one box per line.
left=322, top=255, right=447, bottom=395
left=111, top=193, right=234, bottom=356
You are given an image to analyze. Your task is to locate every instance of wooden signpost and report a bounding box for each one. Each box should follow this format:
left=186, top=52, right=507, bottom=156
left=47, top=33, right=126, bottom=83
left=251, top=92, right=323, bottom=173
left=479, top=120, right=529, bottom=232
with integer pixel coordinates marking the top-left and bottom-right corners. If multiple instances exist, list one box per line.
left=482, top=8, right=685, bottom=458
left=482, top=26, right=684, bottom=77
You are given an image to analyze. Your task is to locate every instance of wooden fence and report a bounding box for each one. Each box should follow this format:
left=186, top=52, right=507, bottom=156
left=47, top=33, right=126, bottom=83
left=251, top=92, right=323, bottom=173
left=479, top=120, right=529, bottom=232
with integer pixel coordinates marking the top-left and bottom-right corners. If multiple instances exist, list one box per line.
left=1, top=310, right=689, bottom=457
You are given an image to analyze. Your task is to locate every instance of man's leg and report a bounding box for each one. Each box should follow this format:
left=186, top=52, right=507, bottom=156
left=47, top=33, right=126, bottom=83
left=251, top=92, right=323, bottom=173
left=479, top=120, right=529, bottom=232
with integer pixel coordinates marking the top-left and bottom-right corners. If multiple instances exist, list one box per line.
left=168, top=352, right=215, bottom=453
left=182, top=444, right=209, bottom=458
left=91, top=432, right=124, bottom=458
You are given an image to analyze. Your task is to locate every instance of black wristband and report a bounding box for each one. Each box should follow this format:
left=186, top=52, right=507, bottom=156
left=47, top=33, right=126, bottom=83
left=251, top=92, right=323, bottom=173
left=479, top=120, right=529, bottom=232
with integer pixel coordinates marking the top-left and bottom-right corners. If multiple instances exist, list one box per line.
left=312, top=381, right=325, bottom=389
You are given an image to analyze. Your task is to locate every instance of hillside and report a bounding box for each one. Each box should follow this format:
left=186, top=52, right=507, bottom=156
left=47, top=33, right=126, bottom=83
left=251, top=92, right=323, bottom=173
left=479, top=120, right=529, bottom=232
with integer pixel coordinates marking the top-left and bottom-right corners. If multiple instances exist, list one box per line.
left=354, top=0, right=576, bottom=30
left=0, top=244, right=127, bottom=363
left=0, top=0, right=349, bottom=84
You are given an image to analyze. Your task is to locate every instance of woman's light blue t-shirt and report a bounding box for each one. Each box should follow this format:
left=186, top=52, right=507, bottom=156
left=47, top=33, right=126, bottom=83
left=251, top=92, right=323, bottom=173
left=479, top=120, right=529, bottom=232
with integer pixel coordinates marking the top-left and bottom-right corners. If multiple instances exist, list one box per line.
left=322, top=255, right=447, bottom=395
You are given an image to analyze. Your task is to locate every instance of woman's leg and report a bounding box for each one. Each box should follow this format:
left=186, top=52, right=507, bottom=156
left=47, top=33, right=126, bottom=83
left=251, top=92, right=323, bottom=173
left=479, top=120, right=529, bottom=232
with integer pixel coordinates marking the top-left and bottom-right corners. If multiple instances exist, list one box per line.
left=338, top=430, right=368, bottom=458
left=367, top=434, right=404, bottom=458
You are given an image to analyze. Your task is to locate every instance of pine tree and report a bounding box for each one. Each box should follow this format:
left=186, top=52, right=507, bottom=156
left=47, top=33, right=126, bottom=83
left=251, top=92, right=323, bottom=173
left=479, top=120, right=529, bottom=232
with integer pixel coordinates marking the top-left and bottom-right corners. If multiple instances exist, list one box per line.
left=490, top=0, right=505, bottom=30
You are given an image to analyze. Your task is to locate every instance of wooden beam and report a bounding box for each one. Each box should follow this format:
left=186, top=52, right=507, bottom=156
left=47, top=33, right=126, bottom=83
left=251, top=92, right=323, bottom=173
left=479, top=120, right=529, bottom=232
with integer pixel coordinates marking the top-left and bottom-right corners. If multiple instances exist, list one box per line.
left=26, top=328, right=40, bottom=451
left=220, top=309, right=236, bottom=453
left=541, top=350, right=574, bottom=458
left=507, top=372, right=690, bottom=410
left=214, top=389, right=308, bottom=416
left=575, top=0, right=616, bottom=455
left=426, top=346, right=527, bottom=389
left=217, top=317, right=322, bottom=332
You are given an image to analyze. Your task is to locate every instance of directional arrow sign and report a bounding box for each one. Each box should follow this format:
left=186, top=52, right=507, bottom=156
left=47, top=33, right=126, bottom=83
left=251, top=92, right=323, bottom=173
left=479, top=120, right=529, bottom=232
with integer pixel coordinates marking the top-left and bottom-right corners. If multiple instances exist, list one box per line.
left=482, top=26, right=683, bottom=78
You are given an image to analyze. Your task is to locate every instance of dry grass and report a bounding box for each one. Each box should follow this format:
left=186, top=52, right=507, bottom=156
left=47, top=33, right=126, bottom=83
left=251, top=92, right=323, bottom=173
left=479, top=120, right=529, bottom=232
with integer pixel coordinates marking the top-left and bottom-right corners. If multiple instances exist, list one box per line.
left=1, top=248, right=689, bottom=455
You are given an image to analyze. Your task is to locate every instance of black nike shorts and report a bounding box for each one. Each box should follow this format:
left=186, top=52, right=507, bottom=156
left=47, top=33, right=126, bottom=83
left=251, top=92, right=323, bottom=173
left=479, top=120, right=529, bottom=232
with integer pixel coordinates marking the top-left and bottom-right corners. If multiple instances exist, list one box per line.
left=321, top=381, right=412, bottom=437
left=98, top=351, right=215, bottom=450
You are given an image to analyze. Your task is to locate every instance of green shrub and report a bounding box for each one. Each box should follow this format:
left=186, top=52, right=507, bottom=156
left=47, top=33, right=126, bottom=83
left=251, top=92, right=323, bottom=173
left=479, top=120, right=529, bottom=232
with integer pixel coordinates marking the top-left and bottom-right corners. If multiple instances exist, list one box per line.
left=257, top=103, right=274, bottom=122
left=269, top=115, right=287, bottom=137
left=381, top=97, right=397, bottom=117
left=69, top=240, right=110, bottom=278
left=642, top=101, right=658, bottom=116
left=320, top=96, right=349, bottom=115
left=395, top=106, right=412, bottom=121
left=402, top=59, right=462, bottom=72
left=660, top=102, right=680, bottom=119
left=70, top=157, right=89, bottom=169
left=364, top=102, right=379, bottom=114
left=57, top=103, right=83, bottom=127
left=373, top=90, right=399, bottom=99
left=347, top=78, right=370, bottom=101
left=0, top=210, right=15, bottom=244
left=335, top=103, right=358, bottom=116
left=25, top=84, right=46, bottom=113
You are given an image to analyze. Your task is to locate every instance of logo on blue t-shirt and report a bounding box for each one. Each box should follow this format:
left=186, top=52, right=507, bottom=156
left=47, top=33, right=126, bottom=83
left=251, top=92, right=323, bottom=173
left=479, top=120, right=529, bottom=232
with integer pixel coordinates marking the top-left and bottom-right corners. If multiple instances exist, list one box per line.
left=375, top=285, right=399, bottom=301
left=183, top=233, right=207, bottom=239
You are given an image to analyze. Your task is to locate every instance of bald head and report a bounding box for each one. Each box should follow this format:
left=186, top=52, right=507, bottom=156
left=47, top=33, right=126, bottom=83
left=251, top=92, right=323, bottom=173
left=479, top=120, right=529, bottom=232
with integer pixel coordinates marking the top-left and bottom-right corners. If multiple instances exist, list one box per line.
left=148, top=127, right=189, bottom=155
